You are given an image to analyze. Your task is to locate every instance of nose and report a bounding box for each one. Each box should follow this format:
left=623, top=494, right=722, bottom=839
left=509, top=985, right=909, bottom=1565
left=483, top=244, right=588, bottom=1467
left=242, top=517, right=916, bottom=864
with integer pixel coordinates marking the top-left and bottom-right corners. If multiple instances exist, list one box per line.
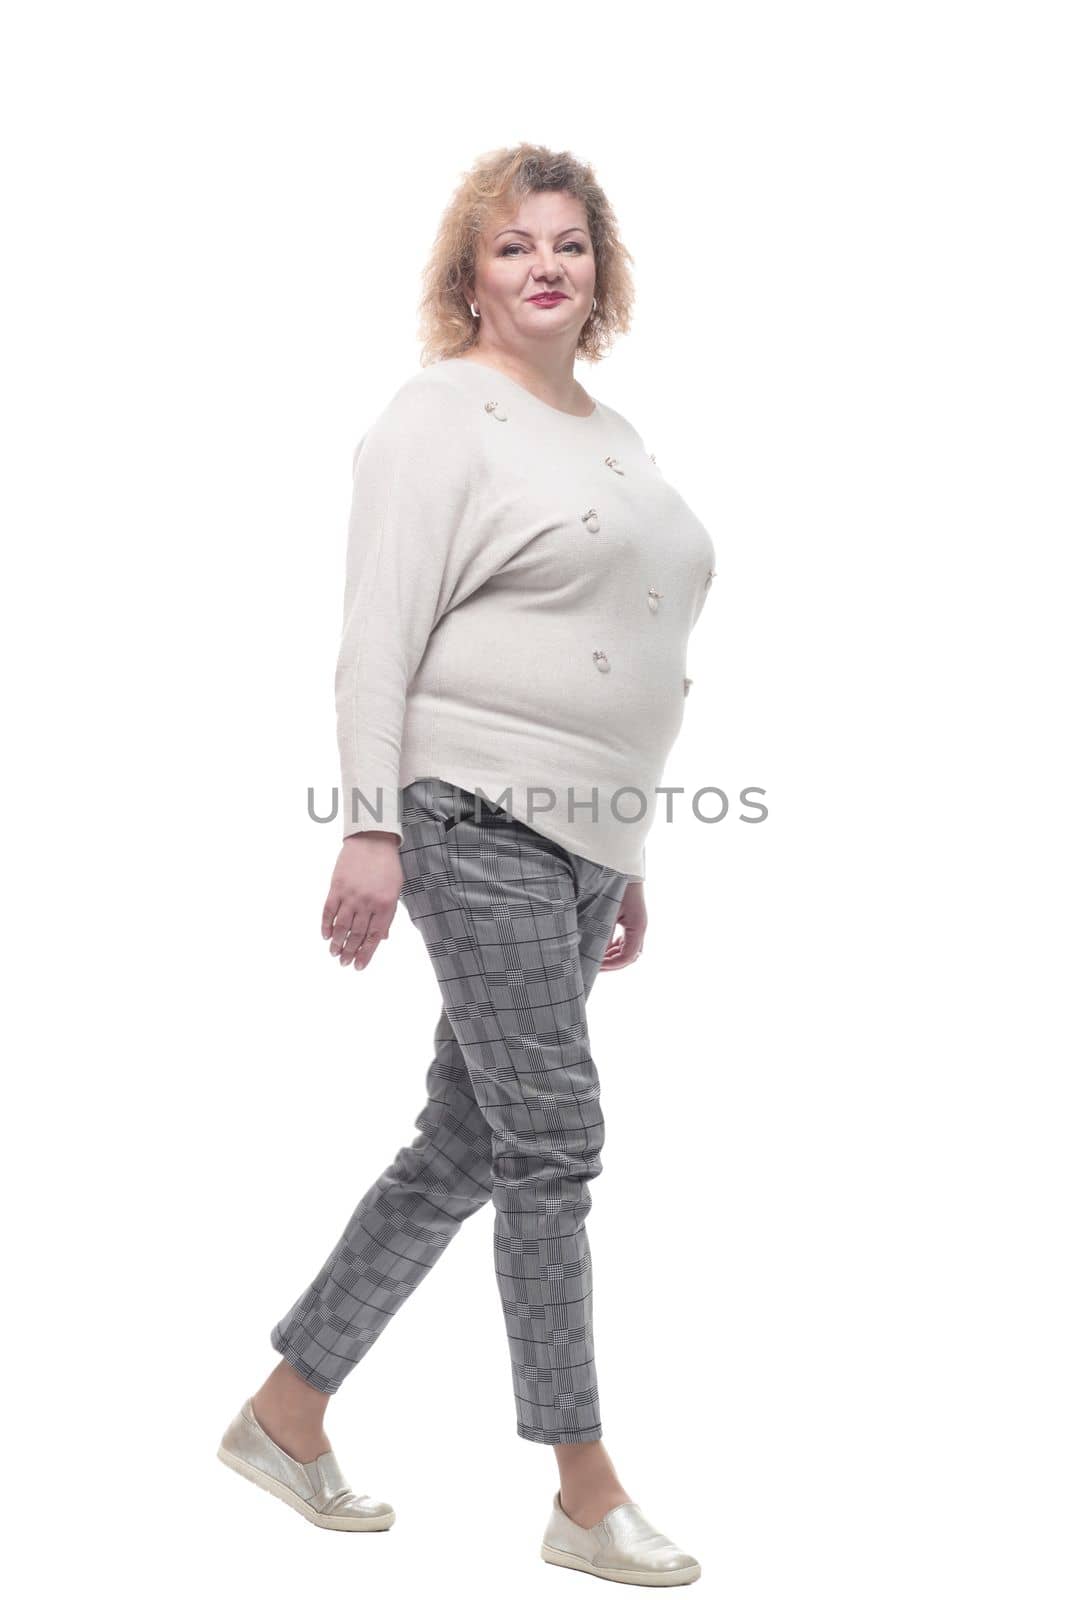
left=531, top=248, right=564, bottom=285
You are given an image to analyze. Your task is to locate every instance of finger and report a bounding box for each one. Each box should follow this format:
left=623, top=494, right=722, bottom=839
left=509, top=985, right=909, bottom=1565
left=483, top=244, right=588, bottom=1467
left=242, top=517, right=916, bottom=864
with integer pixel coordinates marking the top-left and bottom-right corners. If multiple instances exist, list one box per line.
left=337, top=910, right=371, bottom=964
left=330, top=900, right=362, bottom=956
left=357, top=891, right=401, bottom=960
left=322, top=888, right=343, bottom=939
left=350, top=924, right=384, bottom=969
left=602, top=928, right=643, bottom=969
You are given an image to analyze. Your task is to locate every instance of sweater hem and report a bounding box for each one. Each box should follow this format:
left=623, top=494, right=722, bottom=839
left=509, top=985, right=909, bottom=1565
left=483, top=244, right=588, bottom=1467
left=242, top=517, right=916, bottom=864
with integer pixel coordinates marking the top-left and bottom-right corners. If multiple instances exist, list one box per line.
left=399, top=761, right=647, bottom=881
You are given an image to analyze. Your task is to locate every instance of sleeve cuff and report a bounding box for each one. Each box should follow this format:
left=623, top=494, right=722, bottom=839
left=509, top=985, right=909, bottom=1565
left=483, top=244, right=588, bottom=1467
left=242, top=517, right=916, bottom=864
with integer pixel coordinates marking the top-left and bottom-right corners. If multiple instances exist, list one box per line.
left=340, top=779, right=404, bottom=842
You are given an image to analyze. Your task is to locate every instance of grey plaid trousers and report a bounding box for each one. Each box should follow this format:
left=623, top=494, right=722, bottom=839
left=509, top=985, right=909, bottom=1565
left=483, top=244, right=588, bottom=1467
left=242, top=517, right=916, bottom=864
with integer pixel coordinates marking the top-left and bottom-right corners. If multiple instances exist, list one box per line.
left=270, top=777, right=632, bottom=1444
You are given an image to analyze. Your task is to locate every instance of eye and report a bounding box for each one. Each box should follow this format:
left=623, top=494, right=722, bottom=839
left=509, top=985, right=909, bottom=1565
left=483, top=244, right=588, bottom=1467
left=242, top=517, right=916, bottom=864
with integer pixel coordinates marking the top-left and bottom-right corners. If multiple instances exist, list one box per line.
left=499, top=240, right=587, bottom=256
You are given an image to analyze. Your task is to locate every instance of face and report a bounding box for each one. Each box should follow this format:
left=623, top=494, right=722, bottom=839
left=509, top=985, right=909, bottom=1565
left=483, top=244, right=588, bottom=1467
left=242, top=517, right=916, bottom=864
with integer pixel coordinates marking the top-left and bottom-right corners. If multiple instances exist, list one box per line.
left=469, top=190, right=596, bottom=347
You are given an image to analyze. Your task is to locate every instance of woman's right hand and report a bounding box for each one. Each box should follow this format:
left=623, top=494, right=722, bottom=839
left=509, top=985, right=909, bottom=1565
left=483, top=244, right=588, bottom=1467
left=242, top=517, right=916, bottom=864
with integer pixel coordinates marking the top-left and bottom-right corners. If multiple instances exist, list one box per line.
left=321, top=832, right=404, bottom=970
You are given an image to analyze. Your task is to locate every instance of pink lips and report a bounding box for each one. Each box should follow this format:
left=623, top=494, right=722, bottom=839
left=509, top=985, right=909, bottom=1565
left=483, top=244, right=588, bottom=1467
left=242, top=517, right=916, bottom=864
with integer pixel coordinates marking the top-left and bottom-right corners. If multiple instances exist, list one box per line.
left=528, top=293, right=567, bottom=305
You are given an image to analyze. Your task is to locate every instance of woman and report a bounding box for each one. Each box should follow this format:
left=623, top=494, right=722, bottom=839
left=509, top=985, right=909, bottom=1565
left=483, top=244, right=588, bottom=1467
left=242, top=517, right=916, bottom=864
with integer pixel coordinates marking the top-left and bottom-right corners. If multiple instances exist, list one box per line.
left=218, top=143, right=715, bottom=1587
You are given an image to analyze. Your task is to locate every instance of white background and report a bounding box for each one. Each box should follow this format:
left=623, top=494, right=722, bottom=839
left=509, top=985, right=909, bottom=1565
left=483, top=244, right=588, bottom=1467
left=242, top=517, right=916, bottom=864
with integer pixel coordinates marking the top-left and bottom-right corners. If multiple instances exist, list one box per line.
left=3, top=3, right=1064, bottom=1597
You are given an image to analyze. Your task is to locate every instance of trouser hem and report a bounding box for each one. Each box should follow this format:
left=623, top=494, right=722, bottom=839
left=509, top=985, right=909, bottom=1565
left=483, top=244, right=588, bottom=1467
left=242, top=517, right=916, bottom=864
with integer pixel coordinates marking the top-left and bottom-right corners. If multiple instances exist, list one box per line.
left=270, top=1327, right=345, bottom=1395
left=517, top=1421, right=604, bottom=1444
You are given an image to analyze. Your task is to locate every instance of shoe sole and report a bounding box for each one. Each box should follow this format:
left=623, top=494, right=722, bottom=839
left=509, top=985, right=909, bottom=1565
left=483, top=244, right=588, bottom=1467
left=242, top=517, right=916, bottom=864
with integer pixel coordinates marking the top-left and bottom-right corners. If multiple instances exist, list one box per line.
left=216, top=1445, right=395, bottom=1531
left=541, top=1543, right=701, bottom=1585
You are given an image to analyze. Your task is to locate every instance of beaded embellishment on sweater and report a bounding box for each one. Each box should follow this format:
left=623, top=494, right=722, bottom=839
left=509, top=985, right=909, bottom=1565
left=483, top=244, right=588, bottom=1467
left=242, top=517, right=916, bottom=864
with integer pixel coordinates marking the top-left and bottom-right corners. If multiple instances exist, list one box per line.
left=475, top=389, right=713, bottom=712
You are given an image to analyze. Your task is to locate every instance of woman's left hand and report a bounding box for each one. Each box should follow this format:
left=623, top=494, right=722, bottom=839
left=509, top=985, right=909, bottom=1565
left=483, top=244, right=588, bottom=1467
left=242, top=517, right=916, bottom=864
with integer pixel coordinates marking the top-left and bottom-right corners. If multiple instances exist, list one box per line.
left=599, top=881, right=646, bottom=971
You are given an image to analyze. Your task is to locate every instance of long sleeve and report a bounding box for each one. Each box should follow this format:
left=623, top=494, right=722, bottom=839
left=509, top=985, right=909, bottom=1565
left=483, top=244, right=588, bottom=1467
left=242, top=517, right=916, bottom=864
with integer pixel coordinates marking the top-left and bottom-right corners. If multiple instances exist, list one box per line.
left=334, top=377, right=483, bottom=842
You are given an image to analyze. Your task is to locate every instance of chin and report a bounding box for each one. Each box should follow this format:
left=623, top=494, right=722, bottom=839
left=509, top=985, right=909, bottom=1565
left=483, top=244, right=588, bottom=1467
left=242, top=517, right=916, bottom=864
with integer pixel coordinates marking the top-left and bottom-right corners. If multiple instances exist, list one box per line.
left=523, top=308, right=578, bottom=326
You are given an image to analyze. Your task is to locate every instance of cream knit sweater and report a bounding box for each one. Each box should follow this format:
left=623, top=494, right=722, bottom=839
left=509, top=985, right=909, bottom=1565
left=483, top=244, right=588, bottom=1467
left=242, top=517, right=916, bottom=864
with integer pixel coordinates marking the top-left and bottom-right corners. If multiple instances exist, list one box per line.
left=335, top=356, right=716, bottom=880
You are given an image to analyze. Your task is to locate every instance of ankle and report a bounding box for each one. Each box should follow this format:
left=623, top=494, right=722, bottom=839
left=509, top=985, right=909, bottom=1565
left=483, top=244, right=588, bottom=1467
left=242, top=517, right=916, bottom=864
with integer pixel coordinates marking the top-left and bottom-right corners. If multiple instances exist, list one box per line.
left=251, top=1364, right=331, bottom=1459
left=256, top=1360, right=330, bottom=1419
left=251, top=1401, right=331, bottom=1463
left=559, top=1484, right=632, bottom=1529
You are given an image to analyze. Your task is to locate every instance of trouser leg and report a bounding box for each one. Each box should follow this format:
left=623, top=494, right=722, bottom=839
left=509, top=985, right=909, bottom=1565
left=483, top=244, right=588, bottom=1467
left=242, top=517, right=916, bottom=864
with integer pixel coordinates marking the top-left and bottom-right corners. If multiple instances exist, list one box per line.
left=397, top=783, right=630, bottom=1444
left=270, top=1001, right=494, bottom=1392
left=270, top=779, right=629, bottom=1437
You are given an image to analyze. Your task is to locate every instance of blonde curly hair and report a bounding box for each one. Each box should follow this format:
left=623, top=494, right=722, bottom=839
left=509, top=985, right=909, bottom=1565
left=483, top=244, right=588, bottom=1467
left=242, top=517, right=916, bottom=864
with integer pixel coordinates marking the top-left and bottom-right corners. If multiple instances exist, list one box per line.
left=416, top=142, right=635, bottom=367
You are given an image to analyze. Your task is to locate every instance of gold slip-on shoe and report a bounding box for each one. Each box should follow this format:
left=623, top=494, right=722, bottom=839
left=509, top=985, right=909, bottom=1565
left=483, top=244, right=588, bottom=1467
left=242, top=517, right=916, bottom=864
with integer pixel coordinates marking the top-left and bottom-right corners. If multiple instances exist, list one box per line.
left=217, top=1398, right=395, bottom=1531
left=541, top=1491, right=701, bottom=1586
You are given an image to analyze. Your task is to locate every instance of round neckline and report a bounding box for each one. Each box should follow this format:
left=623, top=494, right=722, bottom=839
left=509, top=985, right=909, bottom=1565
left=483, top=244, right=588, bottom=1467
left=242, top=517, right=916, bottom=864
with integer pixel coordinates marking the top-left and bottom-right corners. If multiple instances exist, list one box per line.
left=444, top=356, right=600, bottom=422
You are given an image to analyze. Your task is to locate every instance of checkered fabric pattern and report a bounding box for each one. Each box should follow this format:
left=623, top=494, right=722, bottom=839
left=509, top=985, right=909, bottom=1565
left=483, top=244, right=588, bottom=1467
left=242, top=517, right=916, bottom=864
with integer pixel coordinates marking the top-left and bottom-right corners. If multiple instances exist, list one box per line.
left=270, top=777, right=630, bottom=1443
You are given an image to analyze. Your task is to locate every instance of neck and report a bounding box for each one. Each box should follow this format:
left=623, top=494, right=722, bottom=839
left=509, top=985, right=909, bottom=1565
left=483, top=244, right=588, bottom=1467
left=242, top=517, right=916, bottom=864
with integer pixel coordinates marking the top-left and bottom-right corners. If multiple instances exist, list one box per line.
left=460, top=340, right=585, bottom=412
